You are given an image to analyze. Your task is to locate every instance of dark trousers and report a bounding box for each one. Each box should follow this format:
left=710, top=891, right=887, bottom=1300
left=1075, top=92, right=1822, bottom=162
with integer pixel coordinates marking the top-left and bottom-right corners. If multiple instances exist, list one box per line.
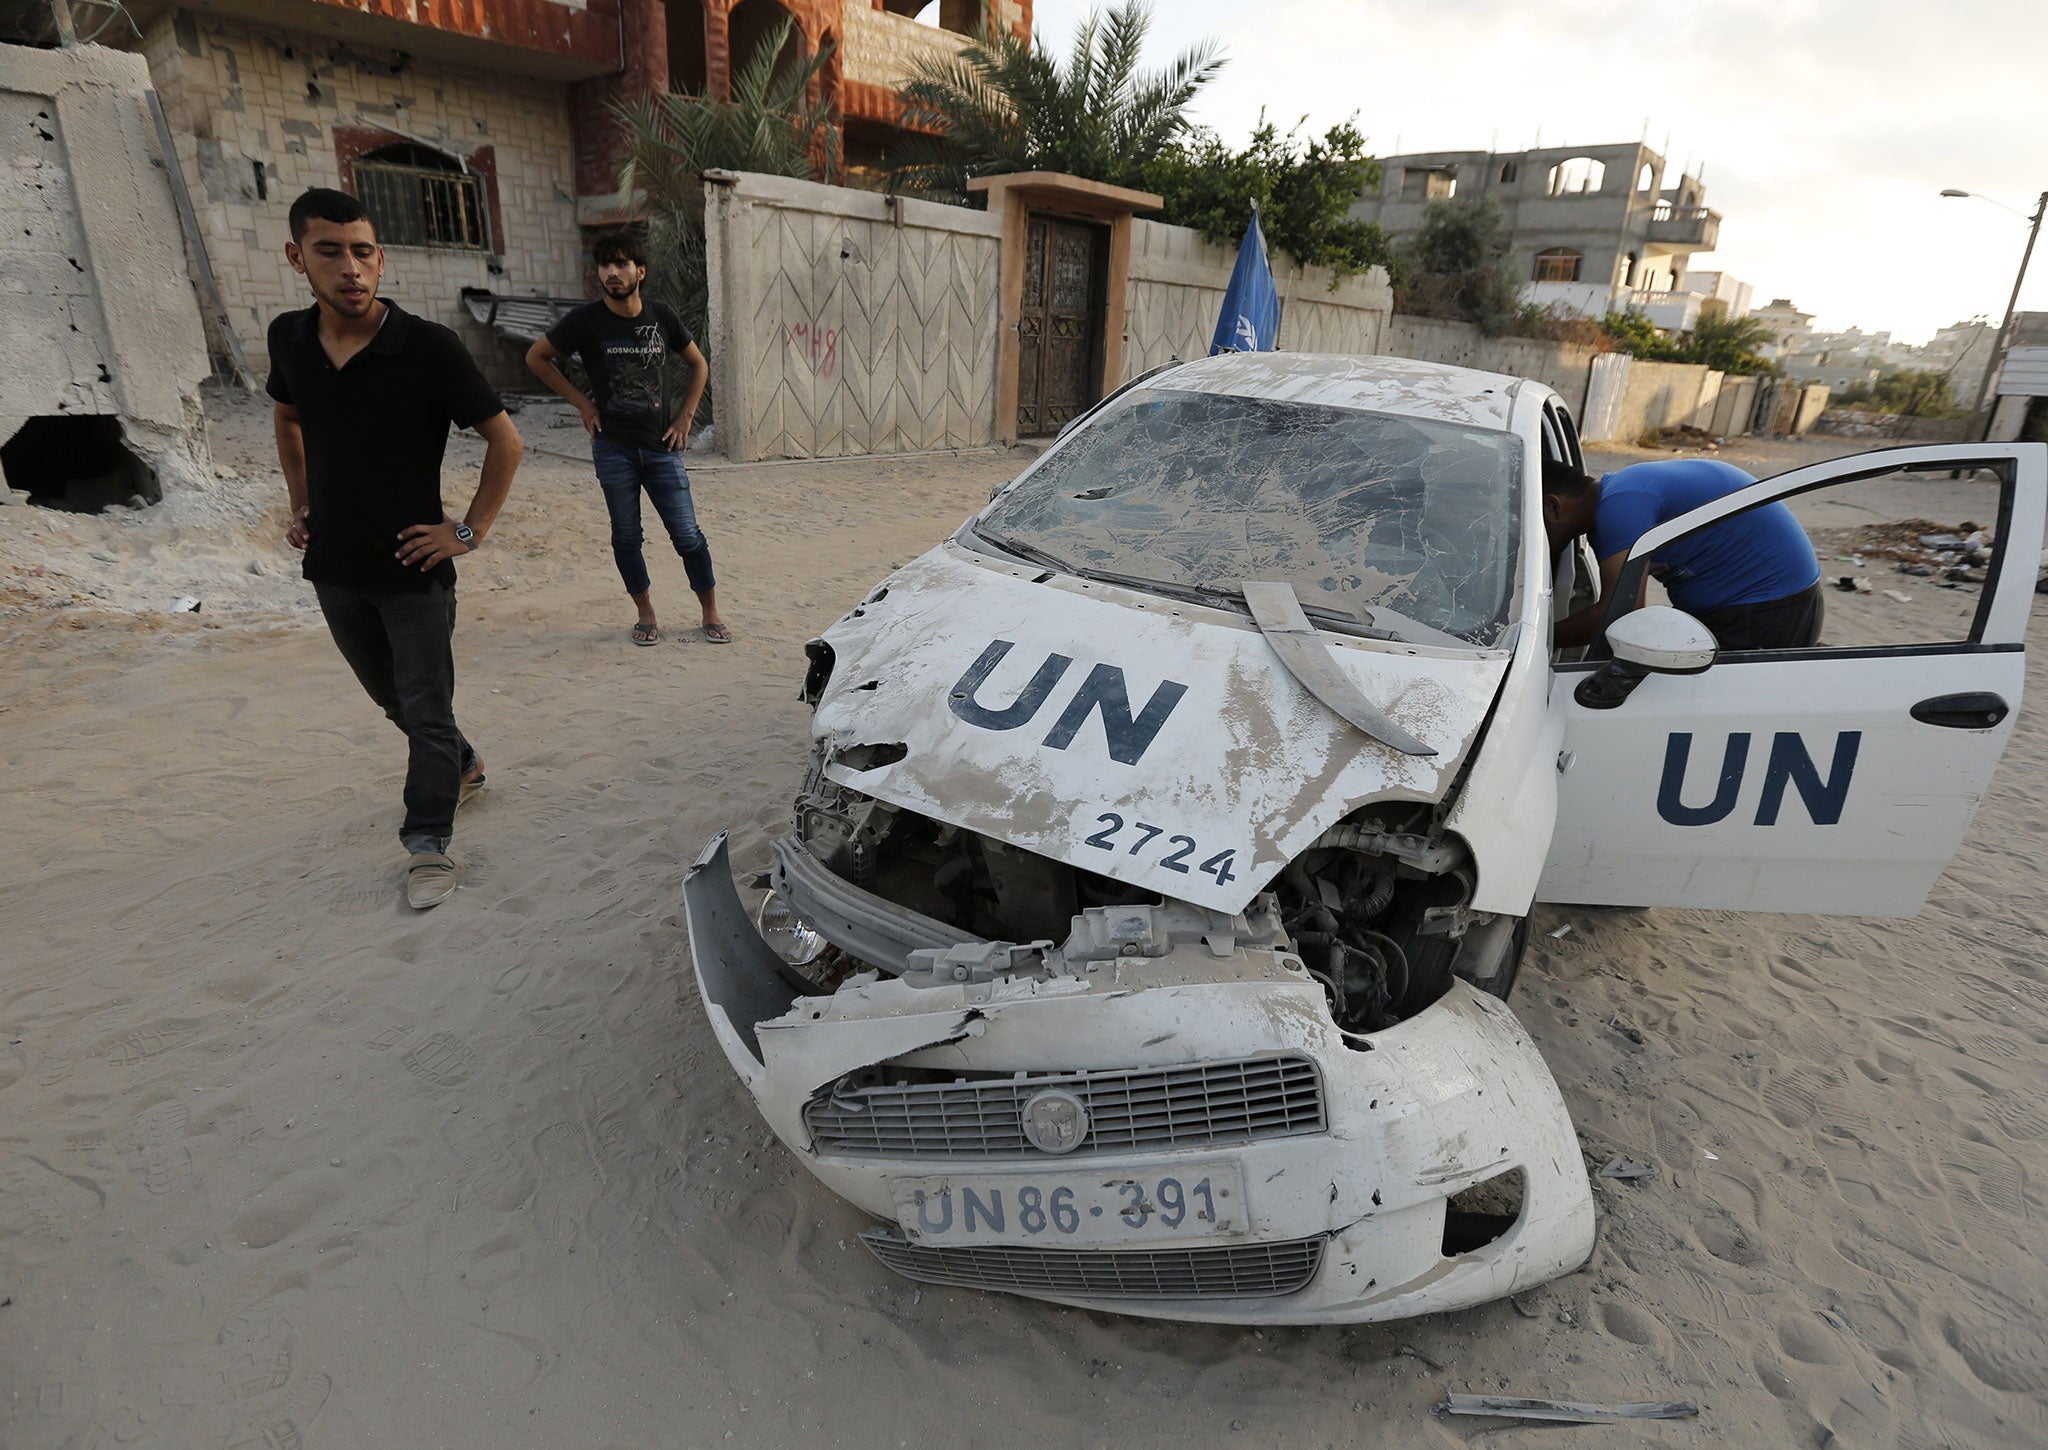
left=1697, top=580, right=1826, bottom=651
left=591, top=436, right=715, bottom=596
left=314, top=580, right=477, bottom=852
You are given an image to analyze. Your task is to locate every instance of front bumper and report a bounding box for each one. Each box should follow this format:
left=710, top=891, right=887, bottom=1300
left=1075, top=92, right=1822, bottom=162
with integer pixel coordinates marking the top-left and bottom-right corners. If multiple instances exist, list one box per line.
left=683, top=833, right=1595, bottom=1325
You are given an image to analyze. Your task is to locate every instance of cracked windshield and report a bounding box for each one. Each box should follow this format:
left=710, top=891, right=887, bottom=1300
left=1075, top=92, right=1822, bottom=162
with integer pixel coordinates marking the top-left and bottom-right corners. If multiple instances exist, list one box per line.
left=979, top=388, right=1523, bottom=645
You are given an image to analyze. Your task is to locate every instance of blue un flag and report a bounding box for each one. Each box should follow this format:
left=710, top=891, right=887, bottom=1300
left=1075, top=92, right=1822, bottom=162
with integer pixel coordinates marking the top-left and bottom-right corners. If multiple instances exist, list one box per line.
left=1209, top=206, right=1279, bottom=356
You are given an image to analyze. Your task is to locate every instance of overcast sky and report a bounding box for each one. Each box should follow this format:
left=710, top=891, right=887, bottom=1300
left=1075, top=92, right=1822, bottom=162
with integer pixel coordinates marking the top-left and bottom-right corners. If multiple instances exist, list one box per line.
left=1029, top=0, right=2048, bottom=344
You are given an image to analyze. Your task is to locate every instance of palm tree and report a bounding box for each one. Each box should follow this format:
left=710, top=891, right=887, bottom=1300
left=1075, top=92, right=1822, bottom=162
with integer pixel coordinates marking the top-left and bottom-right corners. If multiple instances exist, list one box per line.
left=613, top=18, right=840, bottom=346
left=887, top=0, right=1224, bottom=200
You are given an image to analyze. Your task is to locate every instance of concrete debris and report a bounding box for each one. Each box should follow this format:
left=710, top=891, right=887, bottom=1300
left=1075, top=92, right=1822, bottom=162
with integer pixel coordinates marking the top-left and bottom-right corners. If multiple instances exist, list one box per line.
left=1882, top=590, right=1913, bottom=604
left=171, top=597, right=201, bottom=613
left=1597, top=1156, right=1655, bottom=1181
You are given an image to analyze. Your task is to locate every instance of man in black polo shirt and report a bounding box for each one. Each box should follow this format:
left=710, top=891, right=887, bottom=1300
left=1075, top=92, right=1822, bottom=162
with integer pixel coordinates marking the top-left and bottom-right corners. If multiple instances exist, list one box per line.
left=269, top=188, right=524, bottom=909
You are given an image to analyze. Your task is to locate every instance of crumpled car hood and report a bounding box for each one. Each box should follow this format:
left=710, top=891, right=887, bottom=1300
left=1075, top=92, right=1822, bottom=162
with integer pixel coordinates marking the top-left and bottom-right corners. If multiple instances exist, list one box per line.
left=813, top=542, right=1511, bottom=915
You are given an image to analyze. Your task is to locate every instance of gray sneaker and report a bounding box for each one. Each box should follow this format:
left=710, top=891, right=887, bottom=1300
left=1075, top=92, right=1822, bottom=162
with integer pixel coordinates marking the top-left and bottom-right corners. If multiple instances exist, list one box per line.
left=405, top=851, right=460, bottom=909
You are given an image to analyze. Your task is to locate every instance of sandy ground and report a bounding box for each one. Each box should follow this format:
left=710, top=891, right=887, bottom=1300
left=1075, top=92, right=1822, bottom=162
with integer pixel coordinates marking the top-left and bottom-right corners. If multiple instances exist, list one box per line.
left=2, top=389, right=2045, bottom=1449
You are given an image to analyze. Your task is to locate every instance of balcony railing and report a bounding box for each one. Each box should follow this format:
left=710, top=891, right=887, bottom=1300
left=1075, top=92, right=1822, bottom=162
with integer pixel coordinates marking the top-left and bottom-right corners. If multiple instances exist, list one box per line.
left=1647, top=203, right=1721, bottom=248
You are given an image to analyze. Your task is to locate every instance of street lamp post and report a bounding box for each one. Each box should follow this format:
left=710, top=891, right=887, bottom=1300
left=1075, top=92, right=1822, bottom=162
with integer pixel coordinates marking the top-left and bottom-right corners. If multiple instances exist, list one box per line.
left=1941, top=187, right=2048, bottom=439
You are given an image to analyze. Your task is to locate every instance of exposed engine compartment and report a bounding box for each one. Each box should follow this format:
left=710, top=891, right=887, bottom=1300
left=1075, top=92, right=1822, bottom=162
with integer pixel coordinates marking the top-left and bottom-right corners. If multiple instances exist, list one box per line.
left=774, top=742, right=1525, bottom=1035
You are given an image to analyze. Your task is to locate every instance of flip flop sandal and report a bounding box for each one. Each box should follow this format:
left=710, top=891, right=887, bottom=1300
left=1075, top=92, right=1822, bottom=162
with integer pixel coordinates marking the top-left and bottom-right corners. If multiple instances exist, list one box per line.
left=405, top=851, right=460, bottom=909
left=631, top=623, right=660, bottom=646
left=459, top=770, right=486, bottom=806
left=702, top=622, right=733, bottom=644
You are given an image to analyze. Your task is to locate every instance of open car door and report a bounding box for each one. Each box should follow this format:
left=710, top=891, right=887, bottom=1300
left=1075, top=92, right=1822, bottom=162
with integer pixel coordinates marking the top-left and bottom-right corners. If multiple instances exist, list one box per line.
left=1539, top=442, right=2047, bottom=917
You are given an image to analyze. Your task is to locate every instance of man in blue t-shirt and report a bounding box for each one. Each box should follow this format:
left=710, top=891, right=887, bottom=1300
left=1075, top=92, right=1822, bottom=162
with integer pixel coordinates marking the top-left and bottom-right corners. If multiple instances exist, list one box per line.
left=1544, top=457, right=1822, bottom=650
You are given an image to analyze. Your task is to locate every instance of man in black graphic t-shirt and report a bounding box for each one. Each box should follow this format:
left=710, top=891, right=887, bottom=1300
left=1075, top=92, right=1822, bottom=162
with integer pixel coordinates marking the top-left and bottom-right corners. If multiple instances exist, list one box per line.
left=526, top=231, right=728, bottom=646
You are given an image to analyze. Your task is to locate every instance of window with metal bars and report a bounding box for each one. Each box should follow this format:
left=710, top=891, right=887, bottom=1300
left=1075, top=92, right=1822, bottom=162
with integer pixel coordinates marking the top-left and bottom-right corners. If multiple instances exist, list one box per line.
left=352, top=143, right=488, bottom=251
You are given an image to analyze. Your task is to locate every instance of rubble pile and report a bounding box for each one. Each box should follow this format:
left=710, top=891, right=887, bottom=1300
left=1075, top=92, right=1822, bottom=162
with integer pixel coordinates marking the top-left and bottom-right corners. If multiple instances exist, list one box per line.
left=1826, top=518, right=2002, bottom=591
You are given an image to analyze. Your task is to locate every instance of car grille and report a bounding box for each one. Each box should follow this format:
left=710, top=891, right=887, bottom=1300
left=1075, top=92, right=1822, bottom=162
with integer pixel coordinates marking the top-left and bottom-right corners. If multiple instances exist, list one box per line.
left=862, top=1231, right=1325, bottom=1301
left=804, top=1055, right=1326, bottom=1159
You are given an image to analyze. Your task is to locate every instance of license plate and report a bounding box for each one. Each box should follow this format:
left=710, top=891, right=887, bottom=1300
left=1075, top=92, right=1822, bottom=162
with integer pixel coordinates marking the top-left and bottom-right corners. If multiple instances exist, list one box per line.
left=891, top=1162, right=1247, bottom=1247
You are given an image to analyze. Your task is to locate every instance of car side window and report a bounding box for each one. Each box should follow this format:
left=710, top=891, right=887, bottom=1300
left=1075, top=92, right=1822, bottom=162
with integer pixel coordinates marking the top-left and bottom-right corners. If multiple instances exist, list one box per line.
left=1620, top=462, right=2012, bottom=656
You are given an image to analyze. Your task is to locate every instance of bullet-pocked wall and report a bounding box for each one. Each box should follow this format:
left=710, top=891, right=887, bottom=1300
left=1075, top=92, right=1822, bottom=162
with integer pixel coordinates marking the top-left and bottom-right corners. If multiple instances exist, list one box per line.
left=137, top=12, right=588, bottom=386
left=0, top=42, right=210, bottom=510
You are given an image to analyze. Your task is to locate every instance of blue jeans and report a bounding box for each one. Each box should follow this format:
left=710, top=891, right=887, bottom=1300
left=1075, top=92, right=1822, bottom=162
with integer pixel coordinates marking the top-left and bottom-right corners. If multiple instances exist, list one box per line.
left=591, top=437, right=715, bottom=597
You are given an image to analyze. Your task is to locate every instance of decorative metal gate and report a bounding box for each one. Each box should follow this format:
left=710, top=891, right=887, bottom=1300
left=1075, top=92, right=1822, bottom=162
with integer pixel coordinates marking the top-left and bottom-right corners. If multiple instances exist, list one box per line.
left=1017, top=214, right=1106, bottom=436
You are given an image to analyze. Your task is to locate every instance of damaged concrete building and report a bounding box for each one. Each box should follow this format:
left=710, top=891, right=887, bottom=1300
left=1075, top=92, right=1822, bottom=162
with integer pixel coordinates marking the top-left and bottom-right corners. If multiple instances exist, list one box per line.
left=0, top=36, right=211, bottom=510
left=1350, top=142, right=1736, bottom=330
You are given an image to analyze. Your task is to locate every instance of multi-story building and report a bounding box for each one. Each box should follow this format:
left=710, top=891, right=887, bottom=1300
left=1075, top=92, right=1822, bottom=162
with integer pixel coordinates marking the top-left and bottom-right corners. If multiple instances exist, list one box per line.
left=1348, top=141, right=1724, bottom=324
left=114, top=0, right=1026, bottom=381
left=1749, top=298, right=1815, bottom=359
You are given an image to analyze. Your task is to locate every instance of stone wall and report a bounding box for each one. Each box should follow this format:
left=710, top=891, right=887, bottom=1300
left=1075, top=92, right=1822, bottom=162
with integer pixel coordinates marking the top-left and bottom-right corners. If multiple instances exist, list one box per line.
left=1811, top=409, right=1976, bottom=442
left=1121, top=218, right=1392, bottom=381
left=840, top=3, right=971, bottom=90
left=0, top=42, right=209, bottom=502
left=701, top=170, right=1002, bottom=461
left=1381, top=315, right=1602, bottom=416
left=1613, top=360, right=1716, bottom=443
left=136, top=11, right=586, bottom=385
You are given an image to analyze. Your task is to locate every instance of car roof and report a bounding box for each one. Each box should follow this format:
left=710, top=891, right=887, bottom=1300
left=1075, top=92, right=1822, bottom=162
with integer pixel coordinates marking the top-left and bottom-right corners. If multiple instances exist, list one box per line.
left=1142, top=352, right=1535, bottom=431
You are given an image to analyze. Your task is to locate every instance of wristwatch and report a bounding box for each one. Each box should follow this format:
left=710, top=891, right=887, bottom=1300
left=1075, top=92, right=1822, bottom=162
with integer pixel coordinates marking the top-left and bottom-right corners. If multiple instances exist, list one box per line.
left=454, top=522, right=477, bottom=550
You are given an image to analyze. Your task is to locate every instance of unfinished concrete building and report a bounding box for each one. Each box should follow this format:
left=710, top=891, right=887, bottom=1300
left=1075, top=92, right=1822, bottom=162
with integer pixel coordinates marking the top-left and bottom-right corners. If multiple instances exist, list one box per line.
left=102, top=0, right=1026, bottom=383
left=1350, top=141, right=1723, bottom=325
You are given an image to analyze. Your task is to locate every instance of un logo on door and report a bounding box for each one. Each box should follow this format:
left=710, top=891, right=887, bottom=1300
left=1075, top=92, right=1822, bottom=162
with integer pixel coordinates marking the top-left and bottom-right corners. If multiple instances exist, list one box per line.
left=1021, top=1089, right=1090, bottom=1155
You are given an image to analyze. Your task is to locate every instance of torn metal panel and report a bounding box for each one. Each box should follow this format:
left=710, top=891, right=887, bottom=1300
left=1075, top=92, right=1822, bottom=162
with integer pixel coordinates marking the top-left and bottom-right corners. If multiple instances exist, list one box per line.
left=458, top=288, right=583, bottom=346
left=811, top=544, right=1509, bottom=915
left=1242, top=580, right=1435, bottom=757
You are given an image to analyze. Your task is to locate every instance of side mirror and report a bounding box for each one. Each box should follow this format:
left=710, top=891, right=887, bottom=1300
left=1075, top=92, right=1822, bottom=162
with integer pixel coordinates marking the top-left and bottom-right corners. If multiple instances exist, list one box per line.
left=1575, top=608, right=1717, bottom=710
left=1606, top=607, right=1717, bottom=674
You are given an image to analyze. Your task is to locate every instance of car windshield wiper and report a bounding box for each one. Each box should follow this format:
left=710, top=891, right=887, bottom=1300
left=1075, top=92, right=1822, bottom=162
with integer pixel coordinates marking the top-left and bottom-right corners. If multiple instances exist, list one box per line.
left=972, top=529, right=1077, bottom=575
left=1162, top=579, right=1408, bottom=643
left=968, top=537, right=1468, bottom=648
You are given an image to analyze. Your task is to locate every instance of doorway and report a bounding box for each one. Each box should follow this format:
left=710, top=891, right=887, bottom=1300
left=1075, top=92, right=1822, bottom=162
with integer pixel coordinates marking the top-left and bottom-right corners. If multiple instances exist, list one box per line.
left=1016, top=213, right=1108, bottom=437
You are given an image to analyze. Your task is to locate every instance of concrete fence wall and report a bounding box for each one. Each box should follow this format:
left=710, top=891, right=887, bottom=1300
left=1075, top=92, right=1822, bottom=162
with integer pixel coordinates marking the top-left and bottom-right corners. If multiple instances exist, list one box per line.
left=1812, top=409, right=1977, bottom=442
left=702, top=171, right=1003, bottom=462
left=1380, top=316, right=1602, bottom=417
left=696, top=175, right=1783, bottom=460
left=1121, top=218, right=1392, bottom=381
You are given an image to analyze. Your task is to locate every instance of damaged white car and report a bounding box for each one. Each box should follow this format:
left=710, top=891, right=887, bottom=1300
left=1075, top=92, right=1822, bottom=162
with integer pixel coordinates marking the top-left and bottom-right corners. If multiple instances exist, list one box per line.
left=684, top=353, right=2046, bottom=1324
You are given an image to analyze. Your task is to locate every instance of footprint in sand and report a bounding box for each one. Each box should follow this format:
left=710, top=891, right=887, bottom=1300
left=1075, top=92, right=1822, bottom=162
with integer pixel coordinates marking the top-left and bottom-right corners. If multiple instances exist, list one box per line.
left=331, top=878, right=390, bottom=918
left=0, top=1156, right=104, bottom=1259
left=237, top=1370, right=331, bottom=1449
left=1777, top=1312, right=1844, bottom=1365
left=402, top=1031, right=477, bottom=1088
left=1942, top=1311, right=2048, bottom=1394
left=120, top=1099, right=195, bottom=1196
left=104, top=1020, right=201, bottom=1069
left=1693, top=1211, right=1763, bottom=1267
left=1597, top=1300, right=1669, bottom=1351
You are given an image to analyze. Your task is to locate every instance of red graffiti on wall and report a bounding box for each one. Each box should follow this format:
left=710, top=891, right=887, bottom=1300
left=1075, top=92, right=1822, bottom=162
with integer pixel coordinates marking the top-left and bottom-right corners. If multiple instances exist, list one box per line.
left=786, top=322, right=839, bottom=380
